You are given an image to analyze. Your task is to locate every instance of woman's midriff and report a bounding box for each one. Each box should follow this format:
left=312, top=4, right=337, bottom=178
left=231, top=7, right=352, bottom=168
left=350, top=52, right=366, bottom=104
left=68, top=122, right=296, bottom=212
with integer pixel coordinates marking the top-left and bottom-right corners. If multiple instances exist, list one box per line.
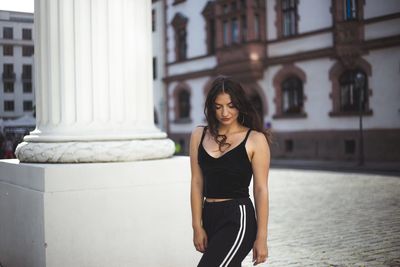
left=205, top=198, right=233, bottom=203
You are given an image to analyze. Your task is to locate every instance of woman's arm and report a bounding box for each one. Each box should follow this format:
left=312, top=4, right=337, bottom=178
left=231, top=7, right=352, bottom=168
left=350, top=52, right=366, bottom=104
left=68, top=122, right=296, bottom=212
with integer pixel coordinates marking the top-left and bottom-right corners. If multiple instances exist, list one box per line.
left=250, top=131, right=271, bottom=265
left=189, top=126, right=208, bottom=252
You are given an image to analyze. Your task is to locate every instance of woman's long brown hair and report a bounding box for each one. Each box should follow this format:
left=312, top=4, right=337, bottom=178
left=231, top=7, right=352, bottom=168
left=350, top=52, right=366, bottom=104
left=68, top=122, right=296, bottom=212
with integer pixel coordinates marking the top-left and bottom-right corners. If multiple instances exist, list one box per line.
left=204, top=76, right=272, bottom=152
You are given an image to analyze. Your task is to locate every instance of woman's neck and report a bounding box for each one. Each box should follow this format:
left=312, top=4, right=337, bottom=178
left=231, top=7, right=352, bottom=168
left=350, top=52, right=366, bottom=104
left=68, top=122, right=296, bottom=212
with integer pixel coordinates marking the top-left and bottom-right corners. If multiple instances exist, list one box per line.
left=218, top=122, right=243, bottom=135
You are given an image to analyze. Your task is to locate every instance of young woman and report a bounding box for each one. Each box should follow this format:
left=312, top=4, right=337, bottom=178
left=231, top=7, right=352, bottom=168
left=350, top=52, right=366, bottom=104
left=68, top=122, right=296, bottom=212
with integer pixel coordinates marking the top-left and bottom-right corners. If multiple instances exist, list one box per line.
left=190, top=76, right=271, bottom=266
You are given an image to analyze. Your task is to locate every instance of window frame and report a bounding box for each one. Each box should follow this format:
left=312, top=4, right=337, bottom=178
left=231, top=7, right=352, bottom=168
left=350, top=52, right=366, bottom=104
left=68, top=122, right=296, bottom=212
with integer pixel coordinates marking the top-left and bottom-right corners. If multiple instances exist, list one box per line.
left=328, top=59, right=373, bottom=117
left=3, top=27, right=13, bottom=39
left=3, top=45, right=13, bottom=56
left=22, top=64, right=33, bottom=80
left=171, top=13, right=188, bottom=62
left=22, top=45, right=34, bottom=57
left=339, top=69, right=367, bottom=112
left=344, top=0, right=358, bottom=21
left=4, top=82, right=14, bottom=93
left=4, top=100, right=15, bottom=112
left=281, top=76, right=304, bottom=115
left=275, top=0, right=299, bottom=39
left=23, top=100, right=33, bottom=112
left=272, top=64, right=307, bottom=119
left=22, top=28, right=32, bottom=40
left=177, top=89, right=190, bottom=120
left=173, top=84, right=192, bottom=124
left=202, top=2, right=217, bottom=54
left=3, top=64, right=15, bottom=81
left=23, top=82, right=33, bottom=93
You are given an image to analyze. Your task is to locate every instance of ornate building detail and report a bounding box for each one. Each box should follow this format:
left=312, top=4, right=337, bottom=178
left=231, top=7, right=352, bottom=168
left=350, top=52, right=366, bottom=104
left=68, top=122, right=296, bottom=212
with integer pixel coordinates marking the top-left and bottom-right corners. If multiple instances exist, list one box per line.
left=332, top=0, right=366, bottom=68
left=202, top=0, right=267, bottom=82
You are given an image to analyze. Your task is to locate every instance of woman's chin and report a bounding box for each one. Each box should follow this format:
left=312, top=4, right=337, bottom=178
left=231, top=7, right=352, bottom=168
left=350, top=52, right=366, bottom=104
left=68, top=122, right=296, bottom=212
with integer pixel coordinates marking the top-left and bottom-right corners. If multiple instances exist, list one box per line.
left=219, top=119, right=235, bottom=125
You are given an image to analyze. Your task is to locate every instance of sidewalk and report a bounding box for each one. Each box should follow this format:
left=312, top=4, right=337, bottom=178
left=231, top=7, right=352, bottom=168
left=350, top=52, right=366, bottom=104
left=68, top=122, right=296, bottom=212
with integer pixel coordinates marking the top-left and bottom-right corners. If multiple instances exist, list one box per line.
left=242, top=168, right=400, bottom=267
left=270, top=158, right=400, bottom=176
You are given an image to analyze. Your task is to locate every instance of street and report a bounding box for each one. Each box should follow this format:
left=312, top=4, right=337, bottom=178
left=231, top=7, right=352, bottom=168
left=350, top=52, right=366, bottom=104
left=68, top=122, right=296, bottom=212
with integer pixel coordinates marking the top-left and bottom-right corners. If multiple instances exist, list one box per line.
left=242, top=169, right=400, bottom=267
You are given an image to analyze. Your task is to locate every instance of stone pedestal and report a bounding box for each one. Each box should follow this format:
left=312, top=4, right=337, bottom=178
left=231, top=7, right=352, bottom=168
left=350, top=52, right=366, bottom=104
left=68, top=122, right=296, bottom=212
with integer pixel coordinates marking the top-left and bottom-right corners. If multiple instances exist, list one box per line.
left=1, top=1, right=192, bottom=266
left=0, top=157, right=200, bottom=267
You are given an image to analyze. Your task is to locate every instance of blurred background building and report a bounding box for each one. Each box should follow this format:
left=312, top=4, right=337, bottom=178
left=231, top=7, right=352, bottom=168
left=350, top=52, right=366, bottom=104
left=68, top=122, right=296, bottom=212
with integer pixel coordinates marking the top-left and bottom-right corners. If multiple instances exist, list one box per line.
left=0, top=10, right=35, bottom=158
left=0, top=10, right=35, bottom=119
left=1, top=0, right=400, bottom=162
left=153, top=0, right=400, bottom=162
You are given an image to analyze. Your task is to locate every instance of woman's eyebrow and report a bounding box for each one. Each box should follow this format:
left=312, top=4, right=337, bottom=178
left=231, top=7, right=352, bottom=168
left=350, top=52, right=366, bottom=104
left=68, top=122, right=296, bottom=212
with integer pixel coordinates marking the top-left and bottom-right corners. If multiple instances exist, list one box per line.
left=214, top=102, right=233, bottom=105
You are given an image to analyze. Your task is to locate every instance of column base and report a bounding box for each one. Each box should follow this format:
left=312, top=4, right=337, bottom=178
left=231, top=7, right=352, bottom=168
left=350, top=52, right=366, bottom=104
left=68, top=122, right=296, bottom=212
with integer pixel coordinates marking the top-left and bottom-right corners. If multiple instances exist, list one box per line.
left=15, top=138, right=175, bottom=163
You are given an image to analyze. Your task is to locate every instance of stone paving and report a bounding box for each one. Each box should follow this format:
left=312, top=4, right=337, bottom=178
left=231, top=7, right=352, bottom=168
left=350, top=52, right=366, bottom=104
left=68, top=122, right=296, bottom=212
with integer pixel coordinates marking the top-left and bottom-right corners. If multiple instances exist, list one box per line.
left=242, top=169, right=400, bottom=267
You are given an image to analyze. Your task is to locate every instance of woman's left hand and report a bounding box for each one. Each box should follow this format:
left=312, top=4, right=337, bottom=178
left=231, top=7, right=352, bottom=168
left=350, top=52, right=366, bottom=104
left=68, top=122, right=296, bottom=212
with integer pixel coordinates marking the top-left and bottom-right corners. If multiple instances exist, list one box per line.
left=252, top=238, right=268, bottom=266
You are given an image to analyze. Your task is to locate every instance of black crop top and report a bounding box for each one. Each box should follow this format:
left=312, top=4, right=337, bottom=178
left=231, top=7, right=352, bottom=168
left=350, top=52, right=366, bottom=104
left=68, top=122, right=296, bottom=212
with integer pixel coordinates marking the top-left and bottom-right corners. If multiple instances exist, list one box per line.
left=197, top=126, right=253, bottom=198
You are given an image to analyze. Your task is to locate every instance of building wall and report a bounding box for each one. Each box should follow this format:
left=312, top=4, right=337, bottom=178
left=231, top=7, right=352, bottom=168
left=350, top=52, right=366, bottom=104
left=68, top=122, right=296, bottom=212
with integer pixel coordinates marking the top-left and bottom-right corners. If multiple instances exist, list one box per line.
left=267, top=31, right=333, bottom=57
left=0, top=11, right=35, bottom=119
left=164, top=0, right=400, bottom=161
left=364, top=47, right=400, bottom=128
left=364, top=0, right=400, bottom=19
left=297, top=0, right=332, bottom=33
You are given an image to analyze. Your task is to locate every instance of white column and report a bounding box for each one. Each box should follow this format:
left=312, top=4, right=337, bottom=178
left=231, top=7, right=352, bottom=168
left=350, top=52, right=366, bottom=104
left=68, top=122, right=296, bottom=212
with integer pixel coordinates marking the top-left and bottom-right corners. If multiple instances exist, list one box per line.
left=16, top=0, right=174, bottom=163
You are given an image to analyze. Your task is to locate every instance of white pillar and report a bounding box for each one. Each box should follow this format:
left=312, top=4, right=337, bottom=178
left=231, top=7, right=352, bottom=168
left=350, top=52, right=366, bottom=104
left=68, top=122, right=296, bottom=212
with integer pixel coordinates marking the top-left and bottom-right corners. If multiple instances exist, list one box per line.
left=16, top=0, right=174, bottom=163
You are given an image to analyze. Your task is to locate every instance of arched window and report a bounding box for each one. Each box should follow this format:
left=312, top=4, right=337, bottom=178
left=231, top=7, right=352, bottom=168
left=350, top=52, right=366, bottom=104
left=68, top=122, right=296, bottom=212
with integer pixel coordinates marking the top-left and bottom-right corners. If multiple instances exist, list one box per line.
left=171, top=13, right=188, bottom=62
left=177, top=89, right=190, bottom=120
left=339, top=70, right=367, bottom=112
left=281, top=76, right=303, bottom=114
left=329, top=58, right=372, bottom=117
left=273, top=64, right=307, bottom=119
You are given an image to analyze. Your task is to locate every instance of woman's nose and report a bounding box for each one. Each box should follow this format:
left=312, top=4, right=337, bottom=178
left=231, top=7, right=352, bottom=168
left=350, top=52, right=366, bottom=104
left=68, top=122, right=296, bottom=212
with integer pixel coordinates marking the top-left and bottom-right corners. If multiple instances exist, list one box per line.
left=222, top=107, right=228, bottom=116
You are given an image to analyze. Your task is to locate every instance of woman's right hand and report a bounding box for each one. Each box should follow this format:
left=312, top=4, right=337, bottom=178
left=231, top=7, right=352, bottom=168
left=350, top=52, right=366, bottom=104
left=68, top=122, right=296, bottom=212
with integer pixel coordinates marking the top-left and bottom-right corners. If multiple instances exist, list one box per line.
left=193, top=226, right=208, bottom=253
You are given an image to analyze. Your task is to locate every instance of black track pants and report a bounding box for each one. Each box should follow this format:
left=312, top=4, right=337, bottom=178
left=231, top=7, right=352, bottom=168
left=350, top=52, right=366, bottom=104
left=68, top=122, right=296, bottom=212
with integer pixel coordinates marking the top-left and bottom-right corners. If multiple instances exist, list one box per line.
left=197, top=197, right=257, bottom=267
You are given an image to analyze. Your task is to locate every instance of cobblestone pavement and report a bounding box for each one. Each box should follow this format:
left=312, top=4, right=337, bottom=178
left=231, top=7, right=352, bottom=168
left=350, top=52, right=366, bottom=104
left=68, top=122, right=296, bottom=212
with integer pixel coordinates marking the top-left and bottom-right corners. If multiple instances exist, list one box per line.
left=242, top=169, right=400, bottom=267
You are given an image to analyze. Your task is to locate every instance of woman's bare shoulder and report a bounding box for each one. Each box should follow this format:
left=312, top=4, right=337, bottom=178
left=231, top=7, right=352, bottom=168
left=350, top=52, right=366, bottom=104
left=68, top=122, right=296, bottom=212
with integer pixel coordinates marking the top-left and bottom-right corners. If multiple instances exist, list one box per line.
left=191, top=125, right=207, bottom=142
left=248, top=130, right=270, bottom=160
left=248, top=130, right=269, bottom=147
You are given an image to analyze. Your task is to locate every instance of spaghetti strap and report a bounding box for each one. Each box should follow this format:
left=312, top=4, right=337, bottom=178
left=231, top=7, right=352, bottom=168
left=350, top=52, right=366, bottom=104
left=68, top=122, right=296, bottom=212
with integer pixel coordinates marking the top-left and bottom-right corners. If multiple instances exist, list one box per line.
left=200, top=126, right=208, bottom=144
left=243, top=128, right=252, bottom=144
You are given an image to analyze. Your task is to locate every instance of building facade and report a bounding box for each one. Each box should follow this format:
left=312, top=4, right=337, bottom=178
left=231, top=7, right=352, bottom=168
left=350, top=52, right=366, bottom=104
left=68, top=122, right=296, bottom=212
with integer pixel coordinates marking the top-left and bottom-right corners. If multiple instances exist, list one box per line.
left=162, top=0, right=400, bottom=162
left=0, top=10, right=35, bottom=119
left=2, top=3, right=399, bottom=162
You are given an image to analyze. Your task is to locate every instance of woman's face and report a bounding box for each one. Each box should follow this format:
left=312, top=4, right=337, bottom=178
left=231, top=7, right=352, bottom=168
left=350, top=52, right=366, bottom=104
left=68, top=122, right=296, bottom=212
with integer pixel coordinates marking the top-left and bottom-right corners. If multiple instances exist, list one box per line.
left=214, top=92, right=239, bottom=126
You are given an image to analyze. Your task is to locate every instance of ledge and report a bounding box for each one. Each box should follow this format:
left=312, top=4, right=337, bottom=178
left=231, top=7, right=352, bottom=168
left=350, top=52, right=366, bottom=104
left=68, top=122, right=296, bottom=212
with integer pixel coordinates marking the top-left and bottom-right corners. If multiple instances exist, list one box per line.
left=329, top=110, right=373, bottom=117
left=273, top=113, right=307, bottom=119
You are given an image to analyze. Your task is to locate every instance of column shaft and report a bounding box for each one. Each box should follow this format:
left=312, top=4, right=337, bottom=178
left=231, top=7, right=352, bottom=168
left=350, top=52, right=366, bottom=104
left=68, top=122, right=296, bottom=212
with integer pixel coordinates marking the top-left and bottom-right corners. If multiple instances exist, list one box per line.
left=17, top=0, right=174, bottom=162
